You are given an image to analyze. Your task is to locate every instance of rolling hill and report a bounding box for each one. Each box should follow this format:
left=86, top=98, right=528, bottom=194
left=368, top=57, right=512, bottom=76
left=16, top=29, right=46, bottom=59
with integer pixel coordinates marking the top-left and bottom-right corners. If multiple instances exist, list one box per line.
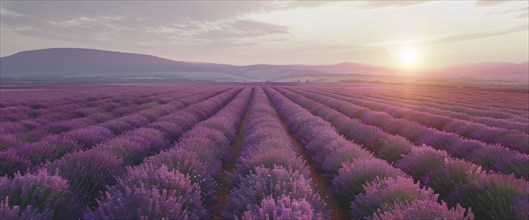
left=1, top=48, right=527, bottom=84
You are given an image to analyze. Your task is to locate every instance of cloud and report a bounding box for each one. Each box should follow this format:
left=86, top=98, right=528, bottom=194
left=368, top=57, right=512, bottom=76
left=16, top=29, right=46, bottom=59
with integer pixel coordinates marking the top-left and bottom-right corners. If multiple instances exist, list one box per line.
left=486, top=6, right=528, bottom=20
left=429, top=24, right=528, bottom=44
left=362, top=1, right=430, bottom=9
left=516, top=12, right=528, bottom=19
left=142, top=19, right=288, bottom=40
left=211, top=19, right=289, bottom=37
left=474, top=0, right=508, bottom=7
left=369, top=24, right=528, bottom=48
left=0, top=1, right=293, bottom=49
left=515, top=7, right=529, bottom=19
left=0, top=6, right=22, bottom=17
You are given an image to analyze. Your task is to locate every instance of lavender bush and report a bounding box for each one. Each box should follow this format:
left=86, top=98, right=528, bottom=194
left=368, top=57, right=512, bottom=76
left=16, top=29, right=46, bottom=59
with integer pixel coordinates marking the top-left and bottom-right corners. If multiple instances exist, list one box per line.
left=350, top=176, right=438, bottom=218
left=0, top=151, right=30, bottom=177
left=332, top=159, right=407, bottom=205
left=0, top=169, right=81, bottom=219
left=223, top=166, right=326, bottom=218
left=87, top=164, right=208, bottom=219
left=371, top=200, right=473, bottom=220
left=395, top=146, right=449, bottom=180
left=1, top=199, right=54, bottom=220
left=46, top=150, right=124, bottom=207
left=242, top=195, right=321, bottom=220
left=449, top=174, right=529, bottom=219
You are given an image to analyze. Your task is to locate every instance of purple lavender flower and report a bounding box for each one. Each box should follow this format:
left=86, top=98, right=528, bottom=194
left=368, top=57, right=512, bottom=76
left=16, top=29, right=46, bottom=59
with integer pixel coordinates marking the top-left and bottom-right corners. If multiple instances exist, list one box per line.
left=302, top=131, right=352, bottom=164
left=237, top=147, right=310, bottom=179
left=100, top=138, right=146, bottom=165
left=224, top=166, right=327, bottom=218
left=0, top=169, right=81, bottom=219
left=0, top=151, right=30, bottom=177
left=321, top=145, right=372, bottom=179
left=395, top=146, right=449, bottom=180
left=371, top=200, right=473, bottom=220
left=512, top=196, right=529, bottom=219
left=1, top=198, right=54, bottom=220
left=88, top=164, right=208, bottom=219
left=116, top=164, right=203, bottom=202
left=446, top=139, right=481, bottom=158
left=449, top=173, right=529, bottom=219
left=465, top=143, right=529, bottom=179
left=421, top=159, right=484, bottom=199
left=64, top=126, right=114, bottom=149
left=15, top=143, right=60, bottom=165
left=332, top=159, right=407, bottom=206
left=350, top=176, right=438, bottom=218
left=242, top=195, right=322, bottom=220
left=418, top=132, right=459, bottom=151
left=46, top=150, right=124, bottom=207
left=145, top=148, right=219, bottom=206
left=100, top=120, right=134, bottom=135
left=0, top=134, right=20, bottom=150
left=147, top=121, right=185, bottom=138
left=86, top=186, right=202, bottom=220
left=117, top=114, right=151, bottom=128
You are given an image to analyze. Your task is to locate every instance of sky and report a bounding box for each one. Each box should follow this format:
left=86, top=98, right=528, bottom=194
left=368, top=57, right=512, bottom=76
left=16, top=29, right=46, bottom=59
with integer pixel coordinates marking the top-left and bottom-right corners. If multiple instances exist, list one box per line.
left=1, top=1, right=528, bottom=69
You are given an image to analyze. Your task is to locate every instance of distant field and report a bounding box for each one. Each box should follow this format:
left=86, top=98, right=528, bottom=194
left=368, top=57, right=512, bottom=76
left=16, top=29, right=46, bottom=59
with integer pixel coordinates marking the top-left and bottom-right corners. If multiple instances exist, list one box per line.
left=0, top=83, right=527, bottom=219
left=0, top=88, right=57, bottom=92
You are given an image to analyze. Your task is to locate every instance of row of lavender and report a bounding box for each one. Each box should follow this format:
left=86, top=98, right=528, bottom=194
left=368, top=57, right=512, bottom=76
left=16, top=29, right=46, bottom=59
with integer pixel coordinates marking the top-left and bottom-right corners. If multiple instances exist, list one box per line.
left=86, top=87, right=251, bottom=218
left=277, top=87, right=528, bottom=219
left=378, top=85, right=526, bottom=113
left=0, top=85, right=221, bottom=144
left=287, top=88, right=528, bottom=179
left=222, top=87, right=328, bottom=219
left=0, top=86, right=242, bottom=219
left=406, top=88, right=529, bottom=114
left=0, top=84, right=526, bottom=219
left=0, top=84, right=196, bottom=107
left=327, top=87, right=529, bottom=134
left=1, top=90, right=185, bottom=148
left=335, top=86, right=529, bottom=122
left=0, top=88, right=230, bottom=177
left=308, top=88, right=529, bottom=153
left=265, top=87, right=474, bottom=219
left=0, top=85, right=180, bottom=122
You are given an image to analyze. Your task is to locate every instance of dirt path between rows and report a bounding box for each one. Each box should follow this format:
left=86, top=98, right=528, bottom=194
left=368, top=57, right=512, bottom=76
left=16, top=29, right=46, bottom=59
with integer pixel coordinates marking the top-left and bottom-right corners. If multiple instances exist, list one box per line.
left=267, top=87, right=349, bottom=220
left=213, top=89, right=253, bottom=219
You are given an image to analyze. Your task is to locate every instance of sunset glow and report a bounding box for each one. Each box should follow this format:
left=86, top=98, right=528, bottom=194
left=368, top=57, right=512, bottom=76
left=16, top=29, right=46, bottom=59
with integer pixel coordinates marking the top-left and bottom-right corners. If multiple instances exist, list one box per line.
left=394, top=46, right=421, bottom=70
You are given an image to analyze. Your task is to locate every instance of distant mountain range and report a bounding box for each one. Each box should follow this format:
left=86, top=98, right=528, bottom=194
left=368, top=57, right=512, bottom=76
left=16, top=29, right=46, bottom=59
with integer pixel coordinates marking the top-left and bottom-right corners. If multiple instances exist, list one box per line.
left=1, top=48, right=527, bottom=84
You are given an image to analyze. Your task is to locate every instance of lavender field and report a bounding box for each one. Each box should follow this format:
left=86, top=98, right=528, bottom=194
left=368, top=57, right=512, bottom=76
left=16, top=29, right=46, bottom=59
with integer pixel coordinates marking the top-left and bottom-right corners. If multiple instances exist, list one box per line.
left=0, top=83, right=528, bottom=220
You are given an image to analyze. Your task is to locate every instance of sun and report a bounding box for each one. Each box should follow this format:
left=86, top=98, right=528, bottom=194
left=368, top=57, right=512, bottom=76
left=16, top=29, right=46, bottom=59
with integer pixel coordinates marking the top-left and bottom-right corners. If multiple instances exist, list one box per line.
left=394, top=46, right=420, bottom=70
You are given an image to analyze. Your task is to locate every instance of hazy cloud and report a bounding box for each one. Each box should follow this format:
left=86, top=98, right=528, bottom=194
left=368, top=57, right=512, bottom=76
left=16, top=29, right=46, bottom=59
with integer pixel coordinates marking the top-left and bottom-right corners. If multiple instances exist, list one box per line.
left=516, top=7, right=529, bottom=19
left=0, top=1, right=296, bottom=48
left=368, top=24, right=528, bottom=48
left=516, top=12, right=528, bottom=19
left=133, top=19, right=289, bottom=40
left=474, top=0, right=508, bottom=7
left=430, top=24, right=528, bottom=44
left=486, top=6, right=528, bottom=20
left=362, top=1, right=431, bottom=9
left=0, top=6, right=22, bottom=17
